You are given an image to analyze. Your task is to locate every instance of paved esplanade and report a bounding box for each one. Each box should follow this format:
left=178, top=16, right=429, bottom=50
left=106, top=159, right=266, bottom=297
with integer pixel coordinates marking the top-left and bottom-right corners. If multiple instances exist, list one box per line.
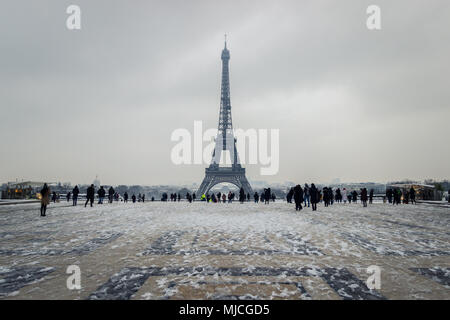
left=0, top=201, right=449, bottom=299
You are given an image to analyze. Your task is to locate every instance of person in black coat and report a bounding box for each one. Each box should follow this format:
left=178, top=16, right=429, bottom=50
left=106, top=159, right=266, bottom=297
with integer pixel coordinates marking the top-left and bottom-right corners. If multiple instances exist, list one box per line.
left=293, top=185, right=303, bottom=211
left=51, top=191, right=57, bottom=203
left=124, top=192, right=129, bottom=203
left=287, top=187, right=294, bottom=203
left=132, top=194, right=136, bottom=203
left=310, top=184, right=319, bottom=211
left=323, top=187, right=329, bottom=207
left=72, top=185, right=79, bottom=206
left=335, top=188, right=342, bottom=203
left=352, top=190, right=358, bottom=203
left=409, top=187, right=416, bottom=204
left=97, top=186, right=106, bottom=204
left=264, top=188, right=271, bottom=204
left=239, top=188, right=245, bottom=203
left=361, top=188, right=368, bottom=207
left=217, top=192, right=221, bottom=204
left=108, top=186, right=115, bottom=203
left=85, top=184, right=95, bottom=207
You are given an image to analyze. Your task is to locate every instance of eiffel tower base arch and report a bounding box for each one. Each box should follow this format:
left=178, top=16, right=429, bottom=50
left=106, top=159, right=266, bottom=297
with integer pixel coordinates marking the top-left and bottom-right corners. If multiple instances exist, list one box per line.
left=197, top=167, right=253, bottom=196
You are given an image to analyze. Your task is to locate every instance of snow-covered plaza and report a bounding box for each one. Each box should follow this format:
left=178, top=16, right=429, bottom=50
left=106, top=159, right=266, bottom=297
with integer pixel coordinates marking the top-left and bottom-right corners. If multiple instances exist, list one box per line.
left=0, top=201, right=449, bottom=300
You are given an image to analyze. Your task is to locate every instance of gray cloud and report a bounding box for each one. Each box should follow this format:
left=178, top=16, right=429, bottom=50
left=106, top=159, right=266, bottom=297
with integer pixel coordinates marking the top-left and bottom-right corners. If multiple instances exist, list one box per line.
left=1, top=0, right=449, bottom=185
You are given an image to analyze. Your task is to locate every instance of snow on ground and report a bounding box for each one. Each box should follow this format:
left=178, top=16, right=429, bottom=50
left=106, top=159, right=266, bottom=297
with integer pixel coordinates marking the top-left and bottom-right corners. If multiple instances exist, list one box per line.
left=0, top=200, right=449, bottom=299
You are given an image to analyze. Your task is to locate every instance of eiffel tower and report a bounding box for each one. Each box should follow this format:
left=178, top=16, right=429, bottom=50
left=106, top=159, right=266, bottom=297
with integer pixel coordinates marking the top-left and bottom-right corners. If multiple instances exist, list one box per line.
left=197, top=39, right=253, bottom=196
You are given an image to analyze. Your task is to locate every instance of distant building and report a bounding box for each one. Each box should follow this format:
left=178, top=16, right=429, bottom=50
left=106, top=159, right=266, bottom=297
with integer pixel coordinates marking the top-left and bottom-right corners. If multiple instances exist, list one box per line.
left=93, top=175, right=100, bottom=188
left=1, top=181, right=51, bottom=200
left=387, top=183, right=441, bottom=201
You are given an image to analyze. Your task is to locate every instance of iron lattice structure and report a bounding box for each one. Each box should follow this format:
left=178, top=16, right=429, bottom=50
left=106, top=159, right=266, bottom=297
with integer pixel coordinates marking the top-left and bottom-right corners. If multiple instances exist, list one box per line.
left=197, top=40, right=253, bottom=196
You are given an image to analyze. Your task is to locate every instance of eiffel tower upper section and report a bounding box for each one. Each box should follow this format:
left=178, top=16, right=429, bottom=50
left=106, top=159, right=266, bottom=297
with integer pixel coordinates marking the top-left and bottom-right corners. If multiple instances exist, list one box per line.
left=209, top=37, right=241, bottom=170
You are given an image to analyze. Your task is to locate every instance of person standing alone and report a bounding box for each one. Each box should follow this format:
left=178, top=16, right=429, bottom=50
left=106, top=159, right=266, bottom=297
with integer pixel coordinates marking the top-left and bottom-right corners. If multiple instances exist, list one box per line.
left=40, top=183, right=50, bottom=217
left=97, top=186, right=106, bottom=204
left=85, top=184, right=95, bottom=207
left=293, top=184, right=303, bottom=211
left=72, top=185, right=79, bottom=206
left=361, top=188, right=368, bottom=207
left=310, top=184, right=319, bottom=211
left=108, top=186, right=115, bottom=203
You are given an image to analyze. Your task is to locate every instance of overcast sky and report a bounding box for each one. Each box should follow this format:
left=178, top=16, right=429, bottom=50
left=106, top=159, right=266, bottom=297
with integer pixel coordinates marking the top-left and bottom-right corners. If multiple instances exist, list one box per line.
left=1, top=0, right=449, bottom=186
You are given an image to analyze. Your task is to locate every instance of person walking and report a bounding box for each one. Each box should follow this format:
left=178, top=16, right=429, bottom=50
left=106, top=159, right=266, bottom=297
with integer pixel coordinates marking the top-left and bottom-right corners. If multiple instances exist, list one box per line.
left=239, top=188, right=245, bottom=203
left=409, top=187, right=416, bottom=204
left=293, top=184, right=303, bottom=211
left=124, top=192, right=129, bottom=203
left=335, top=188, right=342, bottom=203
left=342, top=188, right=347, bottom=204
left=361, top=188, right=368, bottom=207
left=85, top=184, right=95, bottom=207
left=72, top=185, right=79, bottom=206
left=108, top=186, right=115, bottom=203
left=40, top=183, right=50, bottom=217
left=352, top=190, right=358, bottom=203
left=254, top=192, right=259, bottom=203
left=323, top=187, right=329, bottom=207
left=328, top=187, right=334, bottom=205
left=51, top=191, right=57, bottom=203
left=66, top=191, right=71, bottom=202
left=310, top=183, right=318, bottom=211
left=132, top=194, right=136, bottom=203
left=264, top=188, right=271, bottom=204
left=394, top=189, right=401, bottom=205
left=217, top=192, right=221, bottom=204
left=286, top=188, right=294, bottom=203
left=303, top=184, right=310, bottom=207
left=386, top=189, right=393, bottom=204
left=97, top=186, right=106, bottom=204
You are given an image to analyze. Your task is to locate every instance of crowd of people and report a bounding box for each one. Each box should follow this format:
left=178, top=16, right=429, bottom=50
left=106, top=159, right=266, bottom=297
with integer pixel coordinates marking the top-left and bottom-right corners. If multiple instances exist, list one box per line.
left=38, top=182, right=438, bottom=217
left=284, top=184, right=420, bottom=211
left=385, top=188, right=416, bottom=205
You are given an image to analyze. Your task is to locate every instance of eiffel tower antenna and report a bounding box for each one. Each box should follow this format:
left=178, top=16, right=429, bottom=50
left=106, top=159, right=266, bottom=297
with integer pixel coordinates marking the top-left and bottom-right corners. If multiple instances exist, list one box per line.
left=197, top=40, right=253, bottom=196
